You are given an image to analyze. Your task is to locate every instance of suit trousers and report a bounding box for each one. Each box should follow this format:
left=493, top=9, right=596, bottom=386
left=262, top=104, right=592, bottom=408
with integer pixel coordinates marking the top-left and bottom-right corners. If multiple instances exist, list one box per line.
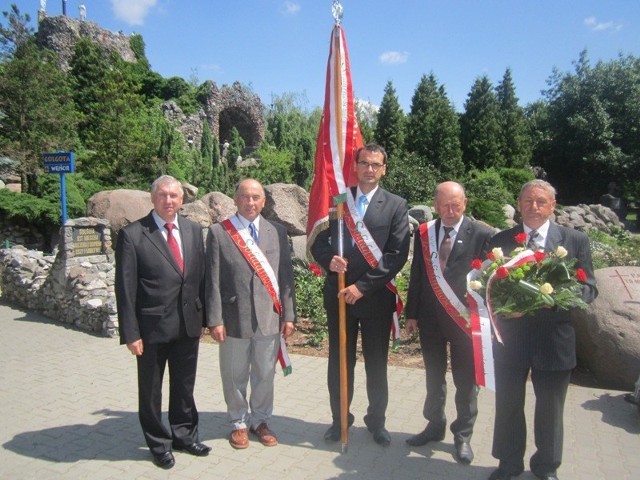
left=219, top=329, right=280, bottom=430
left=136, top=335, right=200, bottom=455
left=492, top=363, right=571, bottom=476
left=419, top=321, right=478, bottom=441
left=327, top=307, right=390, bottom=429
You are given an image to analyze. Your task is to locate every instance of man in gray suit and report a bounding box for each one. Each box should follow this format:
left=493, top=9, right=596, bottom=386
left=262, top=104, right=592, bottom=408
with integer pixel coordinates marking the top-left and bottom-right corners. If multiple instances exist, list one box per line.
left=310, top=144, right=410, bottom=447
left=487, top=180, right=597, bottom=480
left=116, top=175, right=210, bottom=469
left=205, top=178, right=296, bottom=450
left=405, top=181, right=493, bottom=464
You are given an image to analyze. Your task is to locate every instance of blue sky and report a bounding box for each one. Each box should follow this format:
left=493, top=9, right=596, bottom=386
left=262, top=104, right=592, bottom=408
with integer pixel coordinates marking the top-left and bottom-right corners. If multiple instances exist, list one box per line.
left=13, top=1, right=640, bottom=112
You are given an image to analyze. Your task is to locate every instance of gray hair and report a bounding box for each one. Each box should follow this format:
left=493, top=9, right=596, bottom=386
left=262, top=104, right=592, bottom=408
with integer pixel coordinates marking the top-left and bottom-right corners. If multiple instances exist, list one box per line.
left=151, top=175, right=183, bottom=197
left=519, top=179, right=556, bottom=200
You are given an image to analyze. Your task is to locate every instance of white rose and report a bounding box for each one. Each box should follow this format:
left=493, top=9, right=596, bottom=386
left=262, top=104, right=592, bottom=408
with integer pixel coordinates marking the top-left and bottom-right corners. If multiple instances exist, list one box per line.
left=512, top=247, right=524, bottom=254
left=555, top=246, right=568, bottom=258
left=540, top=283, right=554, bottom=295
left=469, top=280, right=483, bottom=290
left=492, top=247, right=504, bottom=259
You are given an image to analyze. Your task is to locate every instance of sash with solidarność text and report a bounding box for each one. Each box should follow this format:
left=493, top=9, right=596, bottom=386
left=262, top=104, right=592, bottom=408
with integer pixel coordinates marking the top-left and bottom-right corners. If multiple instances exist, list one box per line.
left=221, top=217, right=292, bottom=376
left=343, top=193, right=402, bottom=345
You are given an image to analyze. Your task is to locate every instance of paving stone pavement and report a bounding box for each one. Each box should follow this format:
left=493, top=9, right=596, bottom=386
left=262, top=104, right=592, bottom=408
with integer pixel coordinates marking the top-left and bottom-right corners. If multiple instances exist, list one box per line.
left=1, top=301, right=638, bottom=480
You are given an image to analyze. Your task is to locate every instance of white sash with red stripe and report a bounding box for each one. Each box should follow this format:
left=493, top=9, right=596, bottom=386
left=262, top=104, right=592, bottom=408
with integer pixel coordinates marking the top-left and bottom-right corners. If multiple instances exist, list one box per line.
left=343, top=193, right=402, bottom=345
left=420, top=221, right=471, bottom=336
left=222, top=217, right=292, bottom=376
left=466, top=249, right=539, bottom=391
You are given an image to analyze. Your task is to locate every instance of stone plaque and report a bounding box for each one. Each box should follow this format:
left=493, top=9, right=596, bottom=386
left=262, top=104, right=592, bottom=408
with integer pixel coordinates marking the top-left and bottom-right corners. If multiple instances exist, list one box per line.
left=72, top=226, right=105, bottom=256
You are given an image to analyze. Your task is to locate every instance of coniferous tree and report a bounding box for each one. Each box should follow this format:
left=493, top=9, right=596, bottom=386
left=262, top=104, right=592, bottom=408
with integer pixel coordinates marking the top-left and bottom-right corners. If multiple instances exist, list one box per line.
left=405, top=73, right=464, bottom=179
left=227, top=127, right=244, bottom=171
left=0, top=39, right=77, bottom=194
left=0, top=4, right=33, bottom=61
left=374, top=80, right=405, bottom=162
left=496, top=68, right=532, bottom=168
left=460, top=75, right=504, bottom=170
left=69, top=37, right=110, bottom=141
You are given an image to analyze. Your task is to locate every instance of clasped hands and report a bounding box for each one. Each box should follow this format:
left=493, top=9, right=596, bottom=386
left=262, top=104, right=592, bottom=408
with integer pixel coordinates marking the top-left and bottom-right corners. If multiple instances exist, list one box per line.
left=330, top=255, right=363, bottom=305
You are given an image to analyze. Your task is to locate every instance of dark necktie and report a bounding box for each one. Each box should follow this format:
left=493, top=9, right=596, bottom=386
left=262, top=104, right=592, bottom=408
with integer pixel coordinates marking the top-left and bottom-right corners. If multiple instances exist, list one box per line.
left=249, top=222, right=258, bottom=244
left=439, top=226, right=453, bottom=271
left=527, top=229, right=539, bottom=251
left=164, top=223, right=183, bottom=272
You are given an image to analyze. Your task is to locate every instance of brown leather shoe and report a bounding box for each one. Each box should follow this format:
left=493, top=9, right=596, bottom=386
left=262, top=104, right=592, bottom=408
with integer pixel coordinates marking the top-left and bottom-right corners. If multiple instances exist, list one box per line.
left=229, top=428, right=249, bottom=449
left=250, top=422, right=278, bottom=447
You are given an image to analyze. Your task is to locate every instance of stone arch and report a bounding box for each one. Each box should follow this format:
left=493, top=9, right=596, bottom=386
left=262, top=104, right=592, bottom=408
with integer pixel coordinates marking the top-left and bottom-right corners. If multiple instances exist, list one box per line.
left=203, top=81, right=265, bottom=155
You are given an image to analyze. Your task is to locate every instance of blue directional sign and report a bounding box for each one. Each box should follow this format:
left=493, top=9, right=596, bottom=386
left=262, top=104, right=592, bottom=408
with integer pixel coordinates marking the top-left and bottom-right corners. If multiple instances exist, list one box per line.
left=42, top=151, right=75, bottom=224
left=43, top=151, right=75, bottom=173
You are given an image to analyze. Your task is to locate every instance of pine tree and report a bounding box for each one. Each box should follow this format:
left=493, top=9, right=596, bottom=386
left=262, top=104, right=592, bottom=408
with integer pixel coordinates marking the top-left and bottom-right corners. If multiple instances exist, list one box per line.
left=197, top=121, right=214, bottom=190
left=374, top=80, right=405, bottom=162
left=405, top=73, right=464, bottom=179
left=0, top=39, right=77, bottom=194
left=496, top=68, right=532, bottom=168
left=460, top=75, right=504, bottom=170
left=227, top=127, right=244, bottom=171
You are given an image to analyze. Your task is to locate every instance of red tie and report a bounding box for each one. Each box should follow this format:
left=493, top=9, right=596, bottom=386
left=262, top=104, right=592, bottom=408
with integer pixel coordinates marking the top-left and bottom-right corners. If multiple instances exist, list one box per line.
left=164, top=223, right=183, bottom=272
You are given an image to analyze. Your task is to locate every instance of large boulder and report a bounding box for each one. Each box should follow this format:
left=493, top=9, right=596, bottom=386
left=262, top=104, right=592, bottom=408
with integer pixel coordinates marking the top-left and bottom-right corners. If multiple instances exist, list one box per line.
left=408, top=205, right=433, bottom=225
left=263, top=183, right=309, bottom=236
left=572, top=266, right=640, bottom=390
left=86, top=189, right=152, bottom=234
left=179, top=200, right=211, bottom=227
left=199, top=191, right=236, bottom=224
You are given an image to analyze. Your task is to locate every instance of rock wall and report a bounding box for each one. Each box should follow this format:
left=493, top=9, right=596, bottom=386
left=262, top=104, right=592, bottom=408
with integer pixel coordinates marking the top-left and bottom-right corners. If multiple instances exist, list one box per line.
left=0, top=218, right=117, bottom=337
left=36, top=16, right=136, bottom=71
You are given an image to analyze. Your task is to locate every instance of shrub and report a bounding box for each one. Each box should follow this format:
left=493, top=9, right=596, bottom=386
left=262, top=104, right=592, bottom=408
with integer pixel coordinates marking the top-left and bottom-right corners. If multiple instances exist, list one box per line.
left=497, top=167, right=535, bottom=202
left=464, top=168, right=512, bottom=228
left=293, top=259, right=327, bottom=346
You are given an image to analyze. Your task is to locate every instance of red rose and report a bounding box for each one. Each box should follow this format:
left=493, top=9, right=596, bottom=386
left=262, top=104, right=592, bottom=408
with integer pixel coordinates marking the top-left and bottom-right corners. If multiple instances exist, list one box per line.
left=309, top=263, right=322, bottom=276
left=575, top=268, right=587, bottom=282
left=515, top=232, right=527, bottom=244
left=471, top=259, right=483, bottom=270
left=487, top=252, right=496, bottom=260
left=534, top=251, right=546, bottom=263
left=496, top=266, right=509, bottom=279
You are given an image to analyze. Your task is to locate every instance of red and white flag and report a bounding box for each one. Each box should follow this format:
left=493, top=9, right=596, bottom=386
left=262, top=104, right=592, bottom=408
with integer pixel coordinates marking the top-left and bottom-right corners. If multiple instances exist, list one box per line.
left=305, top=24, right=362, bottom=249
left=306, top=23, right=403, bottom=345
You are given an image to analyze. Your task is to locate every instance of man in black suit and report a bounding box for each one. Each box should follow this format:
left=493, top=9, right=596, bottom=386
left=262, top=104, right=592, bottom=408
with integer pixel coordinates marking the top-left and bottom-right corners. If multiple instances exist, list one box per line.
left=115, top=175, right=210, bottom=469
left=487, top=180, right=597, bottom=480
left=310, top=144, right=410, bottom=446
left=405, top=181, right=493, bottom=464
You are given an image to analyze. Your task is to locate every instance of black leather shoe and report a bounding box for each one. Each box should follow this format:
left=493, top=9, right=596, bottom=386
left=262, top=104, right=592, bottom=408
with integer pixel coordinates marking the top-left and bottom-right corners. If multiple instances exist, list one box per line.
left=152, top=451, right=175, bottom=469
left=173, top=442, right=211, bottom=456
left=454, top=440, right=474, bottom=464
left=405, top=425, right=445, bottom=446
left=488, top=468, right=519, bottom=480
left=370, top=426, right=391, bottom=447
left=324, top=416, right=355, bottom=443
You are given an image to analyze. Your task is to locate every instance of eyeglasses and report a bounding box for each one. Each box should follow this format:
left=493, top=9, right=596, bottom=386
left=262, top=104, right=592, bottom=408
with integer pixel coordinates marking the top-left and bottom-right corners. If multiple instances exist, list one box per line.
left=357, top=161, right=385, bottom=171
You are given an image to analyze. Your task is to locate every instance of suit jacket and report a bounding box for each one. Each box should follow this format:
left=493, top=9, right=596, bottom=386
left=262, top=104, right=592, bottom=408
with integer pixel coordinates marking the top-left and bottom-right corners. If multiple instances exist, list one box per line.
left=310, top=187, right=410, bottom=317
left=489, top=222, right=597, bottom=371
left=205, top=215, right=297, bottom=338
left=115, top=211, right=206, bottom=345
left=405, top=217, right=493, bottom=333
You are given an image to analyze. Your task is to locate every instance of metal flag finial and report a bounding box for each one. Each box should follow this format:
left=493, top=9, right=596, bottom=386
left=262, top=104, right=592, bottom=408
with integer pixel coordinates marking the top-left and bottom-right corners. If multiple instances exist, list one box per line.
left=332, top=1, right=343, bottom=25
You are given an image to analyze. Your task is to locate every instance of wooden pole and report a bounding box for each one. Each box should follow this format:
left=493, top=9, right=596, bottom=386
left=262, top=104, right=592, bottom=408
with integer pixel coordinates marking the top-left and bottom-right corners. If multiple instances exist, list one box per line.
left=336, top=201, right=348, bottom=453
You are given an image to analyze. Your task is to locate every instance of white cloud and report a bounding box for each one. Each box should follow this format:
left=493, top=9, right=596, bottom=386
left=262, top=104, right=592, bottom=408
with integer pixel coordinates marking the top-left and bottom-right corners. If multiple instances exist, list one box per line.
left=111, top=0, right=158, bottom=26
left=281, top=2, right=301, bottom=15
left=584, top=16, right=622, bottom=33
left=379, top=51, right=409, bottom=65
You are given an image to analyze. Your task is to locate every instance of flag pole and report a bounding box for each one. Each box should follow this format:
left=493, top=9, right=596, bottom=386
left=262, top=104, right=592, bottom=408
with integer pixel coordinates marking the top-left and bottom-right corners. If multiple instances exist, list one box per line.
left=331, top=0, right=349, bottom=454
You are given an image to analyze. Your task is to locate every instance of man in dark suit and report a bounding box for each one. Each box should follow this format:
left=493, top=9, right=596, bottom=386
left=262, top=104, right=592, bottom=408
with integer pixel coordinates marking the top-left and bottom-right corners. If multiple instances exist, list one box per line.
left=487, top=180, right=597, bottom=480
left=205, top=178, right=296, bottom=450
left=115, top=175, right=210, bottom=469
left=405, top=181, right=493, bottom=464
left=310, top=144, right=410, bottom=447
